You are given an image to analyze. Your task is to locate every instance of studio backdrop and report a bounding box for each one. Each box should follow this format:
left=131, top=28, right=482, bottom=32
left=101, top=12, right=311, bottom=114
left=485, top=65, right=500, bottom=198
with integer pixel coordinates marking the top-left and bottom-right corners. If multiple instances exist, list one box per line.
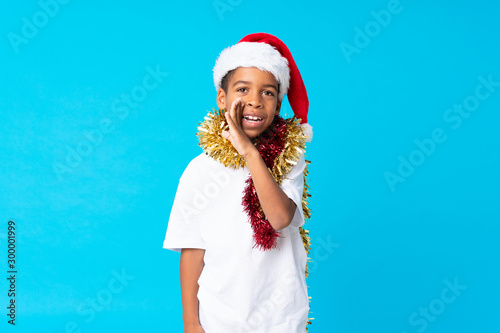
left=1, top=0, right=499, bottom=332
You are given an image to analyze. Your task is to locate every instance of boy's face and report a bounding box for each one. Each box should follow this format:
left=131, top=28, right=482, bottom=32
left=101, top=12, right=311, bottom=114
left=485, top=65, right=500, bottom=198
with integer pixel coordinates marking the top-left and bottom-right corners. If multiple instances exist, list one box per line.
left=216, top=67, right=281, bottom=139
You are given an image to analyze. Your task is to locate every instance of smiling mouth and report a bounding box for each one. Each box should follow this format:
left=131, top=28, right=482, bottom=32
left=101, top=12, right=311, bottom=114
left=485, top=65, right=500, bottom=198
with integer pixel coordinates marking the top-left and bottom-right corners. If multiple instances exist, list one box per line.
left=242, top=115, right=263, bottom=123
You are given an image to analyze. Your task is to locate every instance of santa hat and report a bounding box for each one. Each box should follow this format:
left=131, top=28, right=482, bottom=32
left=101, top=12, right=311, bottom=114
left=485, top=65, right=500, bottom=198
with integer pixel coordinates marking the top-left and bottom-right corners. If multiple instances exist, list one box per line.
left=213, top=32, right=312, bottom=142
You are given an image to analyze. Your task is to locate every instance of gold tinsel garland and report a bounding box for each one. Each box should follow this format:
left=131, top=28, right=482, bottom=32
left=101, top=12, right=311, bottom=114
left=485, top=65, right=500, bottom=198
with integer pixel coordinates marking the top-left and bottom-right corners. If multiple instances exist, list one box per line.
left=196, top=108, right=314, bottom=331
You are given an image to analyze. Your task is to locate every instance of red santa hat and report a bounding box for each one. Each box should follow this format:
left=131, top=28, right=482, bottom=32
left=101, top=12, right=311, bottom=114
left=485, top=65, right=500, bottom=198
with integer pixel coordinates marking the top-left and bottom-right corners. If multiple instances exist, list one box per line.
left=213, top=32, right=312, bottom=142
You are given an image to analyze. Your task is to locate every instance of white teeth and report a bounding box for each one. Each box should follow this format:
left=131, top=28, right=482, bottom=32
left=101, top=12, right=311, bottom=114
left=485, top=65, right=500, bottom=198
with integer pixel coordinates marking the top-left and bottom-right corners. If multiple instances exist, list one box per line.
left=243, top=115, right=263, bottom=122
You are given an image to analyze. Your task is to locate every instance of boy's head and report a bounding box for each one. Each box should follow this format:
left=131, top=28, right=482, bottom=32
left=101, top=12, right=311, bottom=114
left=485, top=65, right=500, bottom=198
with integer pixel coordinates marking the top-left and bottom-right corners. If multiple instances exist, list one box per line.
left=216, top=66, right=282, bottom=139
left=213, top=33, right=312, bottom=141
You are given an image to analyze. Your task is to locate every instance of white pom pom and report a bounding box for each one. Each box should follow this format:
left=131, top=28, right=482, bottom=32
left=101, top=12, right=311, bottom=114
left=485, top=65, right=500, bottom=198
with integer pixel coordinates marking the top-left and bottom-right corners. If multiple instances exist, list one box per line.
left=300, top=123, right=313, bottom=142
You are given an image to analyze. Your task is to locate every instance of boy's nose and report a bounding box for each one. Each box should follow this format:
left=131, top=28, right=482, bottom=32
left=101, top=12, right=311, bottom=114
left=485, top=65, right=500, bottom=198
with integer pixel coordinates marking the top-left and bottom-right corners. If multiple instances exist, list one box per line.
left=245, top=93, right=263, bottom=108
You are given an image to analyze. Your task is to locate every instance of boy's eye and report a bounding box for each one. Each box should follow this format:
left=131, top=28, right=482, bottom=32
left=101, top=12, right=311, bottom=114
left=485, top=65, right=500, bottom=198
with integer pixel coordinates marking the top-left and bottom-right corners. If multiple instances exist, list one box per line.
left=236, top=88, right=274, bottom=96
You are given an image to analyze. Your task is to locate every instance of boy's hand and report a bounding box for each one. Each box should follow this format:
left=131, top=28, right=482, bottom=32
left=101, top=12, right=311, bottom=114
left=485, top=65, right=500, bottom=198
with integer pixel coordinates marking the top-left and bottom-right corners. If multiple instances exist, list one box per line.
left=184, top=323, right=205, bottom=333
left=222, top=98, right=257, bottom=159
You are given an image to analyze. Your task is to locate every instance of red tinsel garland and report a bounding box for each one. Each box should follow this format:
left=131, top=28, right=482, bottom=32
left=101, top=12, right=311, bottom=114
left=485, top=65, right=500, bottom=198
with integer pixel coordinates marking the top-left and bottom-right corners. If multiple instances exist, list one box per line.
left=242, top=115, right=288, bottom=251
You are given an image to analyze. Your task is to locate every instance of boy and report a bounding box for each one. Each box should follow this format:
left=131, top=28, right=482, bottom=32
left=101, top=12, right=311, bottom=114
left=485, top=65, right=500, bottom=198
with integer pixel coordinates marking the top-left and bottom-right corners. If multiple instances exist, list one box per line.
left=163, top=33, right=313, bottom=333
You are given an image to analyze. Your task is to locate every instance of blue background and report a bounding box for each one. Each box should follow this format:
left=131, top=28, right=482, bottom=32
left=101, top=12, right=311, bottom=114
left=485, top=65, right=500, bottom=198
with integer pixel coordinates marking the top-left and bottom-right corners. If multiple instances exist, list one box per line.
left=1, top=0, right=499, bottom=332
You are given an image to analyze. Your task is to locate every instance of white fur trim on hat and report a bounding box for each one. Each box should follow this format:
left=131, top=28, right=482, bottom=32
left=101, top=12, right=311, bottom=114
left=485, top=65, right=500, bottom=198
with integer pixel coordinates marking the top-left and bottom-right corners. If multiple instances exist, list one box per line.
left=213, top=42, right=290, bottom=100
left=300, top=123, right=313, bottom=142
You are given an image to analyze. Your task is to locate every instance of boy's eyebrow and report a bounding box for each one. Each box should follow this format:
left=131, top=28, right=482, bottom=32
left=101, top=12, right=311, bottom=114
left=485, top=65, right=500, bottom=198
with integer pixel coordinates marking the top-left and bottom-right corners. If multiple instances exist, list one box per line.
left=232, top=80, right=278, bottom=91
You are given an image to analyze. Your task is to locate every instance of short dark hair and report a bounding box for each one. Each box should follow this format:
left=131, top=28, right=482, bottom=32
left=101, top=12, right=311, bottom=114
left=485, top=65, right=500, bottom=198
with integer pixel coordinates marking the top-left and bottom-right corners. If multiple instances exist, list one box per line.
left=220, top=68, right=281, bottom=97
left=220, top=69, right=236, bottom=94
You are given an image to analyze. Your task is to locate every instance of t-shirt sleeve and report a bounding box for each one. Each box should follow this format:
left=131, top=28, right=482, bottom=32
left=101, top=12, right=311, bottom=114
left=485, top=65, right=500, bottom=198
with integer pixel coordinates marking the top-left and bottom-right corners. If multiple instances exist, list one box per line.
left=163, top=158, right=207, bottom=253
left=280, top=150, right=307, bottom=228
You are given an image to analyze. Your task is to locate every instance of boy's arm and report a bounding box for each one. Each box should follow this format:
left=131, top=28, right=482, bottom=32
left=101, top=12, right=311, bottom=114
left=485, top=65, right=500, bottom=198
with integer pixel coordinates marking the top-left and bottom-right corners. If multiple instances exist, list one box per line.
left=180, top=248, right=205, bottom=328
left=245, top=150, right=297, bottom=231
left=222, top=98, right=297, bottom=231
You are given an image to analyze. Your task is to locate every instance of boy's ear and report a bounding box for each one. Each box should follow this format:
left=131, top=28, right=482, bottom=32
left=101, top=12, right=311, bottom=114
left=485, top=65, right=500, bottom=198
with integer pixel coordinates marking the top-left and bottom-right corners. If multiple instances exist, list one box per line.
left=216, top=88, right=227, bottom=110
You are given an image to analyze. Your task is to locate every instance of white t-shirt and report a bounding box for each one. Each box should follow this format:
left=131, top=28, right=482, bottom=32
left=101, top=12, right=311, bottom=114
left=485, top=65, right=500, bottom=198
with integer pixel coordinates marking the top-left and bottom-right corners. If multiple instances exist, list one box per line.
left=163, top=151, right=310, bottom=333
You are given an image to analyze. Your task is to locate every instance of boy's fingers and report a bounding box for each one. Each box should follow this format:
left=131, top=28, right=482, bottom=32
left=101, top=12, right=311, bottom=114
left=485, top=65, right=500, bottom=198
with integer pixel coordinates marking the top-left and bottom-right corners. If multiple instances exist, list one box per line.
left=221, top=130, right=230, bottom=140
left=224, top=110, right=231, bottom=127
left=237, top=100, right=244, bottom=127
left=229, top=99, right=237, bottom=125
left=224, top=108, right=235, bottom=131
left=229, top=99, right=242, bottom=132
left=233, top=101, right=239, bottom=129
